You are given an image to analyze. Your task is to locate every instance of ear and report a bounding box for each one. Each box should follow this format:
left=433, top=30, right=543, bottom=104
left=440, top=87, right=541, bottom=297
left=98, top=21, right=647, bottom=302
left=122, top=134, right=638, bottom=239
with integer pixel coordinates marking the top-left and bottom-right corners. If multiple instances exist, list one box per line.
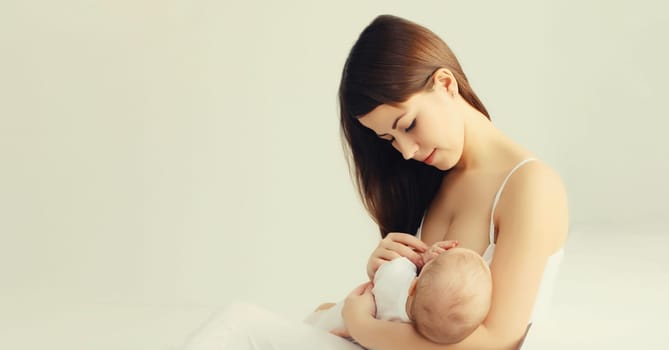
left=407, top=278, right=418, bottom=297
left=405, top=278, right=418, bottom=319
left=429, top=68, right=459, bottom=97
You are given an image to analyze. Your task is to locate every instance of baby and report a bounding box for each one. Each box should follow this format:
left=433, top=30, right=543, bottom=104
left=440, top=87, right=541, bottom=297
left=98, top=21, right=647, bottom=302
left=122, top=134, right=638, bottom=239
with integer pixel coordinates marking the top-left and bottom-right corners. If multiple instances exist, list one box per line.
left=304, top=240, right=492, bottom=344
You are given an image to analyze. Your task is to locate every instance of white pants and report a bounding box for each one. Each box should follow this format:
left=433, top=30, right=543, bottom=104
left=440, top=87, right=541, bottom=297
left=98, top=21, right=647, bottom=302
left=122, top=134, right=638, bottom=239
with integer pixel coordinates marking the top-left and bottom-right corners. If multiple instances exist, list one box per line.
left=302, top=300, right=346, bottom=331
left=184, top=302, right=365, bottom=350
left=184, top=302, right=539, bottom=350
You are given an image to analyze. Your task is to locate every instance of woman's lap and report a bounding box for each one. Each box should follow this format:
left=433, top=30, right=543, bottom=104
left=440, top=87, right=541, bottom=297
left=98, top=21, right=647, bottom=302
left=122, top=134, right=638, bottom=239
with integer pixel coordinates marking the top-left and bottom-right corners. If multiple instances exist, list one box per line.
left=184, top=302, right=365, bottom=350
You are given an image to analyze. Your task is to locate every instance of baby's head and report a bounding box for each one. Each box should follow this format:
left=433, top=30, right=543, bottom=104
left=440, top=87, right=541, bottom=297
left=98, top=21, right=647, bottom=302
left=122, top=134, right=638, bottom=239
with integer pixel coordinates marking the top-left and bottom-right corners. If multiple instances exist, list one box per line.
left=406, top=247, right=492, bottom=344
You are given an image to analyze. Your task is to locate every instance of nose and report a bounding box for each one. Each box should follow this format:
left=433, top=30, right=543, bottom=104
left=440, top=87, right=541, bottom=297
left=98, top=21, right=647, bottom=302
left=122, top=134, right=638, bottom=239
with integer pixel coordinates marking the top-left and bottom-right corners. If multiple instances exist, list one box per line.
left=394, top=136, right=418, bottom=160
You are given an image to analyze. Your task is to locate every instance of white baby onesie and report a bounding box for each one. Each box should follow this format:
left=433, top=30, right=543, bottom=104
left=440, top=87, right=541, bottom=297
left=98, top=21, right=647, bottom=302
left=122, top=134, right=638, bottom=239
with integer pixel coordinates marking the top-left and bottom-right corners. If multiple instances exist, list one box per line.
left=303, top=257, right=416, bottom=330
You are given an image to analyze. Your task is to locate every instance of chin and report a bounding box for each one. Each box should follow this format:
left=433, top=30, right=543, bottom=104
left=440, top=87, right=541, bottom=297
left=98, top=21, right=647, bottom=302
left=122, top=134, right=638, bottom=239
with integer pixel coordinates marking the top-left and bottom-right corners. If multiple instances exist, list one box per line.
left=433, top=162, right=451, bottom=171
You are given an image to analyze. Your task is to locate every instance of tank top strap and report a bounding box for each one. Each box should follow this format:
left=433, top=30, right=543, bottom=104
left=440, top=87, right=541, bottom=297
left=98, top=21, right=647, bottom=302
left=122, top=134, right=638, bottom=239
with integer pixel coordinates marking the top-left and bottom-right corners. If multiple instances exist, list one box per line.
left=488, top=158, right=538, bottom=244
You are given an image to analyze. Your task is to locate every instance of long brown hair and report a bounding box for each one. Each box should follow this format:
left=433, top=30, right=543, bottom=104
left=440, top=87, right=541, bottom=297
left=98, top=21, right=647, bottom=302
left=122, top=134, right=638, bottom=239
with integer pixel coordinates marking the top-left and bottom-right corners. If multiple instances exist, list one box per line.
left=339, top=15, right=490, bottom=237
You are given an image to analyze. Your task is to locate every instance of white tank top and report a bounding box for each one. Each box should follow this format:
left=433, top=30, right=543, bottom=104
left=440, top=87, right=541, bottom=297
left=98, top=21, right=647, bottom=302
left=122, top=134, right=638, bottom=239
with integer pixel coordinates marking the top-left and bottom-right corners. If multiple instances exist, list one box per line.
left=417, top=158, right=564, bottom=323
left=481, top=158, right=564, bottom=322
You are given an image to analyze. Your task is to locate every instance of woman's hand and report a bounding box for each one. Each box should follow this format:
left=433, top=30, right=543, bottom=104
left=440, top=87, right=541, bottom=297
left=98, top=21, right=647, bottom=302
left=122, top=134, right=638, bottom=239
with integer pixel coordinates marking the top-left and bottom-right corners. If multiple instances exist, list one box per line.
left=366, top=232, right=428, bottom=279
left=331, top=281, right=376, bottom=338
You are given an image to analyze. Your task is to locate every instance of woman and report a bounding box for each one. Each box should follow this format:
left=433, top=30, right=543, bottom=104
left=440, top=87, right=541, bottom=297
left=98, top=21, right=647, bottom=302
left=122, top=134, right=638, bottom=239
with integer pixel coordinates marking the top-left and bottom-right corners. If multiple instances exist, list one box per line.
left=185, top=14, right=567, bottom=350
left=333, top=14, right=567, bottom=350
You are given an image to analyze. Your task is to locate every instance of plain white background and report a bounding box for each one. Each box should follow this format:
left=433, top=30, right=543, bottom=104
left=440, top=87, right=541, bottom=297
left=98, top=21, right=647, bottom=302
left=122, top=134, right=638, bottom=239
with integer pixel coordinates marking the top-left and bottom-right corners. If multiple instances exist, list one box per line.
left=1, top=0, right=667, bottom=348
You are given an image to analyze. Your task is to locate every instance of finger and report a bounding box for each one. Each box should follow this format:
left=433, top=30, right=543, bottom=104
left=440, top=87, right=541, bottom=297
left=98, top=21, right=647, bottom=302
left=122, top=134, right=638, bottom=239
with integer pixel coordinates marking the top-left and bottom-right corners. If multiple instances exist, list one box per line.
left=364, top=283, right=374, bottom=294
left=330, top=327, right=350, bottom=338
left=368, top=248, right=401, bottom=278
left=419, top=251, right=438, bottom=267
left=347, top=281, right=372, bottom=298
left=416, top=255, right=425, bottom=268
left=381, top=240, right=418, bottom=256
left=376, top=248, right=402, bottom=262
left=387, top=232, right=429, bottom=251
left=435, top=240, right=459, bottom=250
left=369, top=259, right=390, bottom=276
left=382, top=241, right=423, bottom=266
left=368, top=252, right=395, bottom=279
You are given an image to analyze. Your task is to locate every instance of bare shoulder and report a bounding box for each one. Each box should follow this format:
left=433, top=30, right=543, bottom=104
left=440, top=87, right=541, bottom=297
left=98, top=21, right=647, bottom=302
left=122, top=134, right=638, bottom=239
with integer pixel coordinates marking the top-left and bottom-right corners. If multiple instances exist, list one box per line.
left=482, top=160, right=569, bottom=341
left=496, top=160, right=569, bottom=251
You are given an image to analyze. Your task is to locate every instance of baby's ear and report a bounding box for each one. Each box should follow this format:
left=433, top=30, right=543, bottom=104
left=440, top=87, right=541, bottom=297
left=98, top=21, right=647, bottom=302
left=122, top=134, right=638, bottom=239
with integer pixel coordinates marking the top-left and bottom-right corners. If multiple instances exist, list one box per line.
left=407, top=278, right=418, bottom=297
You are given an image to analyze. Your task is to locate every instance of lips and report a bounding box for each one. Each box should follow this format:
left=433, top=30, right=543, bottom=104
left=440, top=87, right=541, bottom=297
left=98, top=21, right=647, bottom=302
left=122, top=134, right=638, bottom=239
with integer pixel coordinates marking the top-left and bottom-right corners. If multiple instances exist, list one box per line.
left=422, top=149, right=436, bottom=164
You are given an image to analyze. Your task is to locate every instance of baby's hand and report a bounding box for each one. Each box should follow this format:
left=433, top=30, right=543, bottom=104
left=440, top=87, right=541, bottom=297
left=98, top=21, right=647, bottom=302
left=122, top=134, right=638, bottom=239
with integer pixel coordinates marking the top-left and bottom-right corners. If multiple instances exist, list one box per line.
left=419, top=240, right=458, bottom=267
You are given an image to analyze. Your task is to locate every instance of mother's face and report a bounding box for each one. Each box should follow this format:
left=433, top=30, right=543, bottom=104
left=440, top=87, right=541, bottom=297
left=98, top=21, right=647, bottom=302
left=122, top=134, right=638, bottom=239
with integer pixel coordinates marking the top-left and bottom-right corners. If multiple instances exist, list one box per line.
left=357, top=70, right=465, bottom=171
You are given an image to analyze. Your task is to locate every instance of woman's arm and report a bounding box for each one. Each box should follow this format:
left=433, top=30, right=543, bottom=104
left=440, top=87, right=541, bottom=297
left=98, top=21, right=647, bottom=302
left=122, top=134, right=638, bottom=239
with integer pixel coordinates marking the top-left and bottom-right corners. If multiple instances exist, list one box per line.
left=344, top=162, right=569, bottom=350
left=343, top=289, right=515, bottom=350
left=483, top=162, right=568, bottom=339
left=347, top=314, right=503, bottom=350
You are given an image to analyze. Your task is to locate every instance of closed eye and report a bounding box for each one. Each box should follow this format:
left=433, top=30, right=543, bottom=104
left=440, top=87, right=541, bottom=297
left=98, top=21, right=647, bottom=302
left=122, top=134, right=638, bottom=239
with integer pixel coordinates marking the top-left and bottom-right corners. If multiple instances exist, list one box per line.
left=379, top=118, right=415, bottom=144
left=404, top=119, right=416, bottom=132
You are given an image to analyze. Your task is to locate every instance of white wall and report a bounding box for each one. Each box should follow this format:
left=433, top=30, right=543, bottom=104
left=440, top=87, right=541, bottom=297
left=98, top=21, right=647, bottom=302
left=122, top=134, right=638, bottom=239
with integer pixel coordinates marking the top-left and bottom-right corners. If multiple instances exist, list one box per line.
left=542, top=1, right=669, bottom=225
left=1, top=0, right=667, bottom=328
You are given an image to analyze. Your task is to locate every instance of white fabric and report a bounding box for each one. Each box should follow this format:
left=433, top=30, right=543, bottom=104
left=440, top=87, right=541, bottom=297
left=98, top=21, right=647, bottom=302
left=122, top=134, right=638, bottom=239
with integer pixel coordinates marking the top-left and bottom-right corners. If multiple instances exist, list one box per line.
left=371, top=257, right=416, bottom=323
left=184, top=302, right=364, bottom=350
left=302, top=300, right=347, bottom=331
left=303, top=257, right=416, bottom=331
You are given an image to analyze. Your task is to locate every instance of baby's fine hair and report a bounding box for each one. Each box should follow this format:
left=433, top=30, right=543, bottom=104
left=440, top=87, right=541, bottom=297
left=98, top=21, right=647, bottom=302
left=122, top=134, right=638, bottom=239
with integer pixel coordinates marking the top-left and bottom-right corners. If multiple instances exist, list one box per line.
left=410, top=248, right=492, bottom=344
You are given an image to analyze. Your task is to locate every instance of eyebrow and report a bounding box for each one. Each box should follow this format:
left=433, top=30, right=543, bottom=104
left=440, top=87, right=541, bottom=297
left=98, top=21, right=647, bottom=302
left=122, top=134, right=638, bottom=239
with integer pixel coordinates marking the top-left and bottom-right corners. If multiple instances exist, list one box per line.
left=376, top=113, right=407, bottom=137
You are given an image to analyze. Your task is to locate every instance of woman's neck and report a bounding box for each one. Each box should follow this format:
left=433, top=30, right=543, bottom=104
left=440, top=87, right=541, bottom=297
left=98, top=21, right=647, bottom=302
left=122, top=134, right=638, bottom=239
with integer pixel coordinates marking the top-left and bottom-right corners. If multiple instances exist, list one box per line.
left=452, top=107, right=527, bottom=173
